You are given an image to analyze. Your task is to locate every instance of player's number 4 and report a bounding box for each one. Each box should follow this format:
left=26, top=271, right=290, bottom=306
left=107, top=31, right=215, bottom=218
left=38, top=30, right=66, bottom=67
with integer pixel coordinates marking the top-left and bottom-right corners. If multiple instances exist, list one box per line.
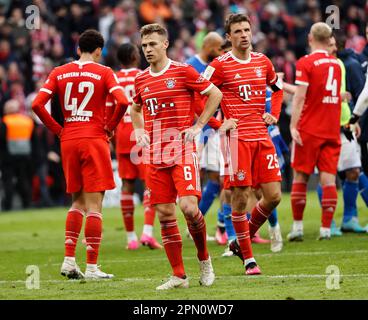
left=64, top=81, right=94, bottom=117
left=326, top=66, right=337, bottom=96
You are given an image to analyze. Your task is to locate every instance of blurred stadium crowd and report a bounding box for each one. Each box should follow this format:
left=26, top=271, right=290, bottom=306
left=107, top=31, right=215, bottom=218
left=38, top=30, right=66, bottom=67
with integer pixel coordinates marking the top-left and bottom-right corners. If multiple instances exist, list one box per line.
left=0, top=0, right=367, bottom=210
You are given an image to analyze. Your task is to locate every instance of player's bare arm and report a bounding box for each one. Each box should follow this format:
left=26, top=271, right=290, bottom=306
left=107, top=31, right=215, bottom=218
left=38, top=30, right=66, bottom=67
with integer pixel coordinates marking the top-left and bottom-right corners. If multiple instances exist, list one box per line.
left=182, top=86, right=223, bottom=143
left=290, top=84, right=307, bottom=146
left=131, top=102, right=150, bottom=147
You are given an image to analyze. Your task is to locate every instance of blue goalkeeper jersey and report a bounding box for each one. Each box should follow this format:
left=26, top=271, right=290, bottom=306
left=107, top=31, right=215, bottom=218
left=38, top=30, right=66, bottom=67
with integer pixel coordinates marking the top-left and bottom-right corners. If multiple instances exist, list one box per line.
left=186, top=55, right=213, bottom=144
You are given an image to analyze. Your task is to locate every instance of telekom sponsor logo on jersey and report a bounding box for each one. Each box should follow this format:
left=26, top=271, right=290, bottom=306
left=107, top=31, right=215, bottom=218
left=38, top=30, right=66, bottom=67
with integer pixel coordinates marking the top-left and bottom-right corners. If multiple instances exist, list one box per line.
left=145, top=98, right=175, bottom=116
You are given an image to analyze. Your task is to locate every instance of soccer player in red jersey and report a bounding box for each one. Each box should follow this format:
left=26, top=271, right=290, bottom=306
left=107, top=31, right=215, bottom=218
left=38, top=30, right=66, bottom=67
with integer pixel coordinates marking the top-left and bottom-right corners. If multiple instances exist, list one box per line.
left=204, top=14, right=284, bottom=275
left=288, top=22, right=342, bottom=241
left=32, top=30, right=129, bottom=280
left=131, top=23, right=222, bottom=290
left=106, top=43, right=162, bottom=251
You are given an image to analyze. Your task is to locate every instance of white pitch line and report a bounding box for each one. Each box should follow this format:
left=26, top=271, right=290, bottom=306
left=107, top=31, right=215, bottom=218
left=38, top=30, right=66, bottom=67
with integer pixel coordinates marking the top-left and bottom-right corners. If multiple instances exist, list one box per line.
left=1, top=273, right=368, bottom=285
left=36, top=249, right=368, bottom=267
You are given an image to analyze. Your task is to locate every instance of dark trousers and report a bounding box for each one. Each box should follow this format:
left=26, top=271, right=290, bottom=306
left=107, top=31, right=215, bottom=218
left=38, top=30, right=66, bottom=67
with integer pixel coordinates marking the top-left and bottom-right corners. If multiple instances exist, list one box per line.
left=1, top=156, right=32, bottom=211
left=360, top=140, right=368, bottom=176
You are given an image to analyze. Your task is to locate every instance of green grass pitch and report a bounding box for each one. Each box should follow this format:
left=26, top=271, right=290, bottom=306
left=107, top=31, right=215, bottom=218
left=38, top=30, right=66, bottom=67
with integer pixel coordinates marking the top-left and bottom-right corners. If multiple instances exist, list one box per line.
left=0, top=191, right=368, bottom=300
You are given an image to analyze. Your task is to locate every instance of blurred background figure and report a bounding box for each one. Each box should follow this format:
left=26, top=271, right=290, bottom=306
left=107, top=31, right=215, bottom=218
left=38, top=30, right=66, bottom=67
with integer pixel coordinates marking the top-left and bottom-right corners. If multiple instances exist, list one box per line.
left=0, top=99, right=35, bottom=211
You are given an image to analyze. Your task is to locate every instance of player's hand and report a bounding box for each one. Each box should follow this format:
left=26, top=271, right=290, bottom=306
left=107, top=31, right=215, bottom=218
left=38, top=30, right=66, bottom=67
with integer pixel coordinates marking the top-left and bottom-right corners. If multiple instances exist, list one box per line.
left=57, top=128, right=63, bottom=139
left=342, top=125, right=354, bottom=142
left=135, top=129, right=150, bottom=147
left=47, top=151, right=60, bottom=163
left=290, top=127, right=303, bottom=146
left=219, top=118, right=238, bottom=132
left=262, top=113, right=277, bottom=125
left=353, top=122, right=361, bottom=139
left=276, top=72, right=285, bottom=81
left=104, top=125, right=115, bottom=141
left=342, top=91, right=352, bottom=103
left=181, top=125, right=202, bottom=143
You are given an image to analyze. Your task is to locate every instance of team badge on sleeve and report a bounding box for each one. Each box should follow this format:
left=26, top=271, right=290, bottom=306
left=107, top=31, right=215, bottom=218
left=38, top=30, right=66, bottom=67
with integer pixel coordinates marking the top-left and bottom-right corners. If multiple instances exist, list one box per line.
left=203, top=65, right=215, bottom=80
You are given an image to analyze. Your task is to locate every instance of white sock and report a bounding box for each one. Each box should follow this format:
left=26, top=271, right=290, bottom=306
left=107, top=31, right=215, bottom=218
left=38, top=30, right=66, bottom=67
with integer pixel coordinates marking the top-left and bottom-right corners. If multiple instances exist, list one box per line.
left=86, top=263, right=97, bottom=271
left=293, top=221, right=303, bottom=232
left=64, top=256, right=76, bottom=264
left=244, top=258, right=256, bottom=267
left=269, top=223, right=279, bottom=231
left=320, top=227, right=330, bottom=236
left=142, top=225, right=153, bottom=237
left=127, top=232, right=138, bottom=242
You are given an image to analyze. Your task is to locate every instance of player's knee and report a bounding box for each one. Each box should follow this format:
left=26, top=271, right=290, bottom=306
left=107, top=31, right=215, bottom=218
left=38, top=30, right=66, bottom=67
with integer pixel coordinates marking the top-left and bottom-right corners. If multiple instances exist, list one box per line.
left=122, top=179, right=135, bottom=193
left=231, top=190, right=248, bottom=211
left=180, top=201, right=198, bottom=217
left=156, top=206, right=175, bottom=220
left=345, top=168, right=360, bottom=182
left=71, top=201, right=86, bottom=213
left=264, top=191, right=281, bottom=208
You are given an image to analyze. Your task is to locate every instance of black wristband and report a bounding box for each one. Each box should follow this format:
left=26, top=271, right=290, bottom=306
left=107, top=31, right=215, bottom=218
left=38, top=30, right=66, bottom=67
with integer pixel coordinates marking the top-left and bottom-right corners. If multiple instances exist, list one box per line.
left=349, top=114, right=360, bottom=125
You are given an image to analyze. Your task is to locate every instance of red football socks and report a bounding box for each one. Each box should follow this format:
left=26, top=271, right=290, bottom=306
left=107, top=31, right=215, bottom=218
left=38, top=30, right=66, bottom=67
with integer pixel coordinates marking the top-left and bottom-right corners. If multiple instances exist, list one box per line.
left=249, top=202, right=272, bottom=238
left=185, top=210, right=209, bottom=261
left=143, top=191, right=155, bottom=226
left=160, top=220, right=185, bottom=278
left=232, top=211, right=254, bottom=260
left=64, top=208, right=84, bottom=258
left=321, top=184, right=338, bottom=228
left=291, top=182, right=307, bottom=221
left=121, top=191, right=134, bottom=232
left=85, top=212, right=102, bottom=264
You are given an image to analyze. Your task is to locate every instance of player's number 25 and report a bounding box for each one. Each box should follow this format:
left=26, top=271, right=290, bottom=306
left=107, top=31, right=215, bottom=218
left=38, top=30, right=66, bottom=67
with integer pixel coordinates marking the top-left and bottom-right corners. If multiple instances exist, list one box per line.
left=64, top=81, right=94, bottom=117
left=267, top=154, right=279, bottom=169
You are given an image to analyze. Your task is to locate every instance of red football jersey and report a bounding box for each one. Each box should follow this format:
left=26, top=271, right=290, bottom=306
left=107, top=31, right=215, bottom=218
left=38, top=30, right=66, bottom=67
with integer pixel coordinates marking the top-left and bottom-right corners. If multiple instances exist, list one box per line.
left=133, top=59, right=214, bottom=167
left=295, top=50, right=341, bottom=139
left=107, top=68, right=140, bottom=154
left=36, top=61, right=124, bottom=141
left=204, top=51, right=278, bottom=141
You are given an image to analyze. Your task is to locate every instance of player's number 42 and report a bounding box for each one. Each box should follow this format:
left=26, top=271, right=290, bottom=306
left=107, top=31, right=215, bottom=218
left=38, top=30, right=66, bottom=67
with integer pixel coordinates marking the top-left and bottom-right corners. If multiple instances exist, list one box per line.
left=64, top=81, right=94, bottom=117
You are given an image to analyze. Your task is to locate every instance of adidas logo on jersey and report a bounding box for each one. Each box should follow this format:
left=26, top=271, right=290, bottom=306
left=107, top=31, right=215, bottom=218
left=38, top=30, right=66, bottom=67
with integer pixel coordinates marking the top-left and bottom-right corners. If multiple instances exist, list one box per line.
left=144, top=87, right=150, bottom=92
left=234, top=73, right=241, bottom=79
left=186, top=184, right=195, bottom=191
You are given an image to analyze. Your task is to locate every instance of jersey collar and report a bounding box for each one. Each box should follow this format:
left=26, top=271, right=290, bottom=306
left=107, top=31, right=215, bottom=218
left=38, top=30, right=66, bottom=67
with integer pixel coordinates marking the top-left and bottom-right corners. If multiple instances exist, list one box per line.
left=230, top=51, right=252, bottom=64
left=73, top=60, right=94, bottom=66
left=120, top=67, right=138, bottom=73
left=149, top=59, right=171, bottom=77
left=312, top=49, right=329, bottom=55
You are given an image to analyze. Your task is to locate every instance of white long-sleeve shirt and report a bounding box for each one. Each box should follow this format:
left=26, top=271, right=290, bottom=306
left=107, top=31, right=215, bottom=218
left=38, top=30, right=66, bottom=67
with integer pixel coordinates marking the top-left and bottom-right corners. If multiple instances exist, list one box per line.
left=353, top=74, right=368, bottom=116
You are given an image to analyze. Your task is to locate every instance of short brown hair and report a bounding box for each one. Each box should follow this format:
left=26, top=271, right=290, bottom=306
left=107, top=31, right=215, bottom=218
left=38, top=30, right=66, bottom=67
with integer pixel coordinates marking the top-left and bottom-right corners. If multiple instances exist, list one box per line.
left=140, top=23, right=168, bottom=38
left=224, top=14, right=251, bottom=34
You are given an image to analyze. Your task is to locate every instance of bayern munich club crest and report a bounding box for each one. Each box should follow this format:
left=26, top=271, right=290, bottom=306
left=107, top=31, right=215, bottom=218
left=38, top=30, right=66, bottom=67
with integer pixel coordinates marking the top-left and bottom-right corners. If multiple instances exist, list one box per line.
left=236, top=170, right=246, bottom=181
left=254, top=67, right=262, bottom=78
left=165, top=79, right=176, bottom=89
